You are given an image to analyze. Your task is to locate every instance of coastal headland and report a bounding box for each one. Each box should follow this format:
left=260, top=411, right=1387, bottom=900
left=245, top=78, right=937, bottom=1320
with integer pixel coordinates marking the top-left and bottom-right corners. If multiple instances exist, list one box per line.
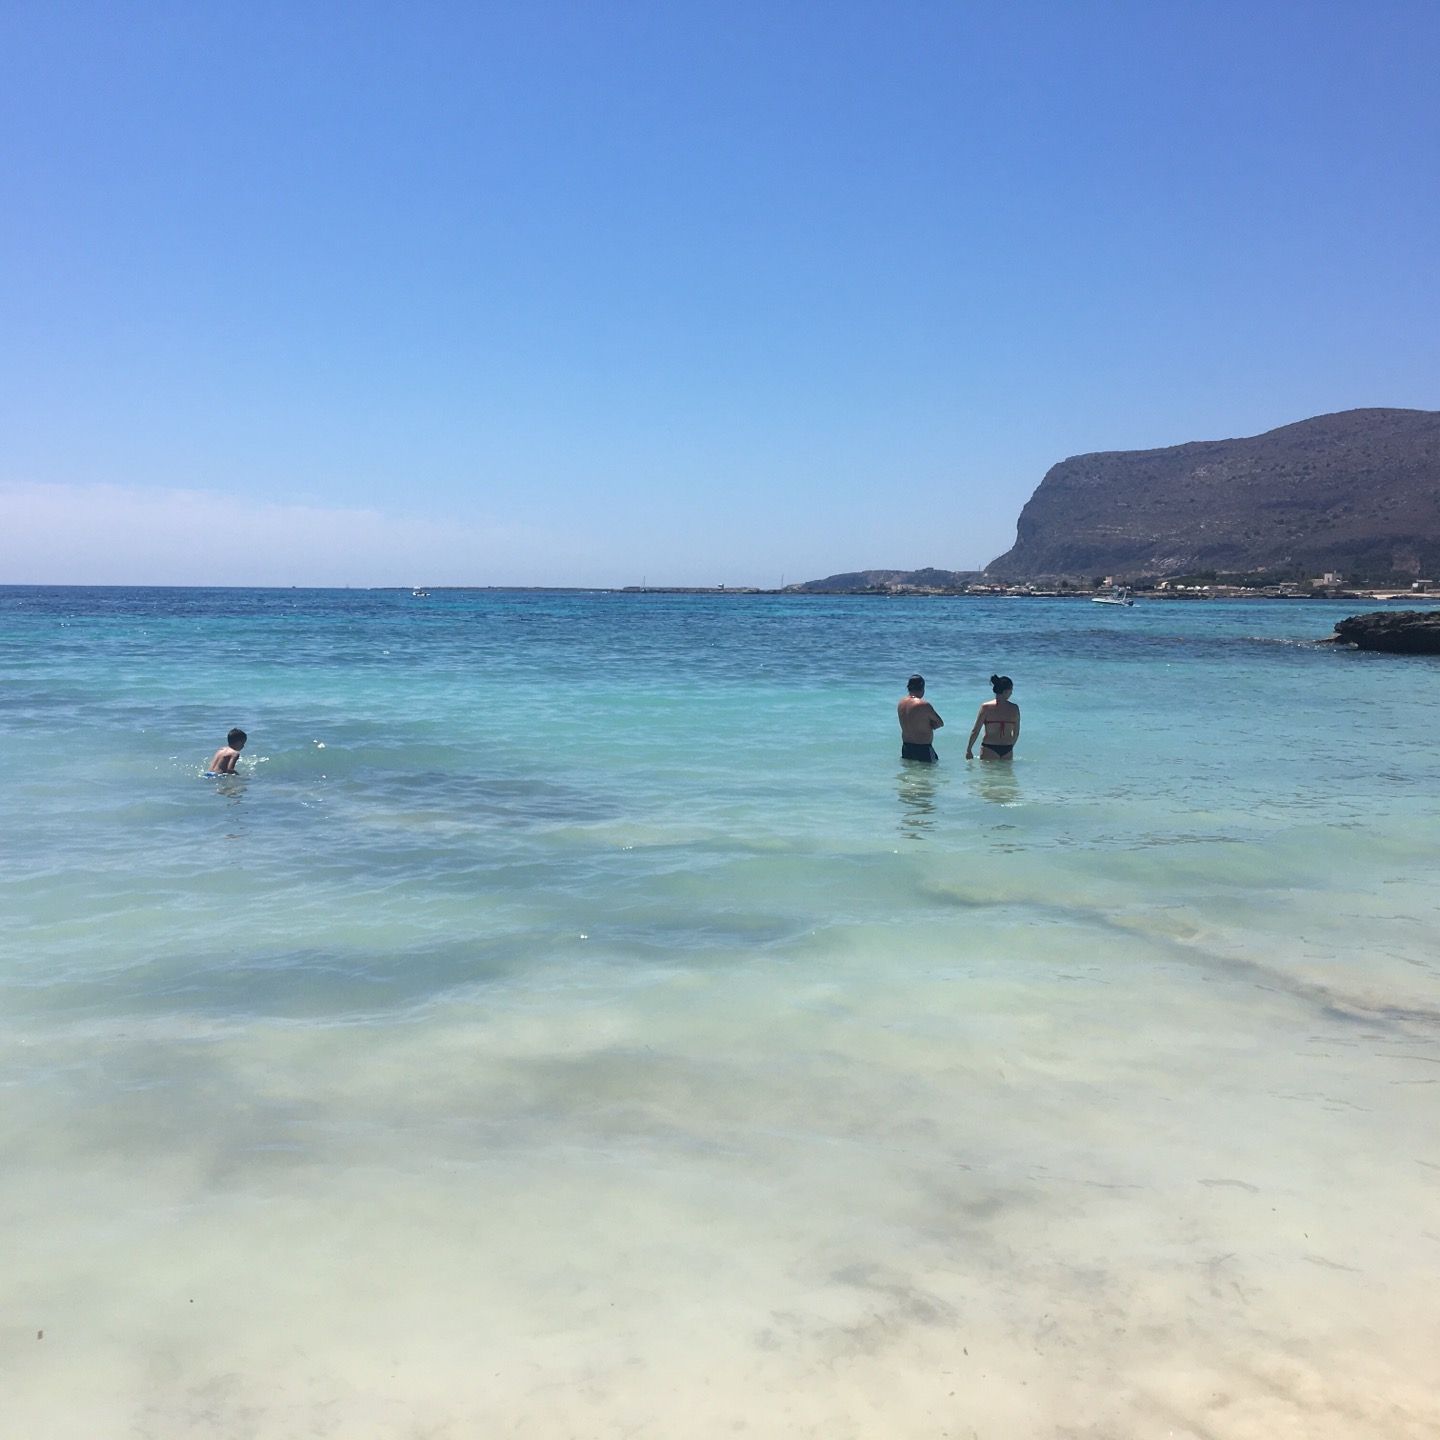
left=785, top=407, right=1440, bottom=599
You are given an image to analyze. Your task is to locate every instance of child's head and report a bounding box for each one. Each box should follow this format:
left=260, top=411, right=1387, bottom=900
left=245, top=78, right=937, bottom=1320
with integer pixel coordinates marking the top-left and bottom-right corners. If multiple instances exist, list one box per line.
left=227, top=728, right=247, bottom=750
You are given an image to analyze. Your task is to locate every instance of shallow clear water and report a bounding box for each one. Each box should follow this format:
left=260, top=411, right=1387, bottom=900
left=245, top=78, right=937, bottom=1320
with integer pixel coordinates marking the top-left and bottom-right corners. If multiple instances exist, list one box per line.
left=3, top=586, right=1438, bottom=1438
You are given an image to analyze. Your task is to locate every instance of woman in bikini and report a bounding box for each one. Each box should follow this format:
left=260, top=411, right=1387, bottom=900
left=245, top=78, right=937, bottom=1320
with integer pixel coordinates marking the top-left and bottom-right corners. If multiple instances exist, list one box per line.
left=965, top=674, right=1019, bottom=761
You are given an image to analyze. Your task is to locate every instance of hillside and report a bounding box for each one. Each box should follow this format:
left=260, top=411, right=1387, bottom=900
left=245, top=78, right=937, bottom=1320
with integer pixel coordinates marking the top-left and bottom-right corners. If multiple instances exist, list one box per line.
left=985, top=408, right=1440, bottom=582
left=786, top=568, right=981, bottom=594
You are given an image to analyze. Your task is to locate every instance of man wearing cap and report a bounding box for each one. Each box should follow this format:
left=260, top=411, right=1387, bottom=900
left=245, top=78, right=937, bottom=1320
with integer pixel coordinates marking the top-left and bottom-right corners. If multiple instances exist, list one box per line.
left=897, top=674, right=943, bottom=762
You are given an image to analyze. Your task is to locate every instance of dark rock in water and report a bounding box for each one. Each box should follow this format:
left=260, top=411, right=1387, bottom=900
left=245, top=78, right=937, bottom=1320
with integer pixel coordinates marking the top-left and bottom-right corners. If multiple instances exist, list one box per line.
left=1330, top=610, right=1440, bottom=654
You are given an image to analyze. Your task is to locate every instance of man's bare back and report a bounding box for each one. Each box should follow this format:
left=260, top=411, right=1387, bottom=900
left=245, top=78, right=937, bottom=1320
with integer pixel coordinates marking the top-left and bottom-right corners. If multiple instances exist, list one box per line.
left=898, top=695, right=943, bottom=743
left=898, top=676, right=943, bottom=761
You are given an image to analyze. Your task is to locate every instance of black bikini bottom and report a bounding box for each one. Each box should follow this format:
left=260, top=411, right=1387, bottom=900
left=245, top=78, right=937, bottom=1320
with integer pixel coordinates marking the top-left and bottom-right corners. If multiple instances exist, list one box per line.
left=981, top=743, right=1014, bottom=758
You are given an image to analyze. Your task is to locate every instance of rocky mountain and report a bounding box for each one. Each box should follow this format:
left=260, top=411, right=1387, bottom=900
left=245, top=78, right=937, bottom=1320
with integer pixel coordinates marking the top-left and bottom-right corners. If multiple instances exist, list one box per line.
left=986, top=408, right=1440, bottom=582
left=787, top=567, right=981, bottom=593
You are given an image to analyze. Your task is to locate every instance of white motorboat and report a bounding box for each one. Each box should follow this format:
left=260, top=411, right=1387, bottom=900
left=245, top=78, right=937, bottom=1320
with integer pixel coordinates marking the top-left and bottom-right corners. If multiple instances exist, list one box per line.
left=1092, top=586, right=1134, bottom=606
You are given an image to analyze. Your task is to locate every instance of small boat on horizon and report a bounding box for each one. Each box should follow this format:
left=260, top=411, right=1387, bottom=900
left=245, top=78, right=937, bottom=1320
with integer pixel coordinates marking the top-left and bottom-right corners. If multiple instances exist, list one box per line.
left=1092, top=586, right=1135, bottom=606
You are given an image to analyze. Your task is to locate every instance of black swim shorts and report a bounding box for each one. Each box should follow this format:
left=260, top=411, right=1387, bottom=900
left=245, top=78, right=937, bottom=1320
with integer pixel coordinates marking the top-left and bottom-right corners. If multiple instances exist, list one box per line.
left=901, top=742, right=938, bottom=763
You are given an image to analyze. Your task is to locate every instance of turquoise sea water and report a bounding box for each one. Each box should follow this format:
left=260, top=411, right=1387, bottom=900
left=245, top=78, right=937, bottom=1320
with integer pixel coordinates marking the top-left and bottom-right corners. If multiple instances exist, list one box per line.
left=3, top=586, right=1439, bottom=1438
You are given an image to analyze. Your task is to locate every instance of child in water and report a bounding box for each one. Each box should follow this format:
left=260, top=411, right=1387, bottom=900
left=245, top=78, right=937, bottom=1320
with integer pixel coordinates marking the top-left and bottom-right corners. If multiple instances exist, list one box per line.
left=207, top=728, right=247, bottom=775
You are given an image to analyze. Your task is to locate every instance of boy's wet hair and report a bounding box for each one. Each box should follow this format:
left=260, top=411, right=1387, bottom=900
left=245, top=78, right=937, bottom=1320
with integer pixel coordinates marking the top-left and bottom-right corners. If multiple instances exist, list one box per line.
left=907, top=674, right=925, bottom=695
left=990, top=674, right=1013, bottom=695
left=227, top=728, right=247, bottom=748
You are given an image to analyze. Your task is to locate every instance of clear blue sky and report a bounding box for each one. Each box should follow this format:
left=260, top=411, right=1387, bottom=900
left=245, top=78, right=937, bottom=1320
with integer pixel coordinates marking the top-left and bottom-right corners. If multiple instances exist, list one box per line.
left=2, top=1, right=1437, bottom=586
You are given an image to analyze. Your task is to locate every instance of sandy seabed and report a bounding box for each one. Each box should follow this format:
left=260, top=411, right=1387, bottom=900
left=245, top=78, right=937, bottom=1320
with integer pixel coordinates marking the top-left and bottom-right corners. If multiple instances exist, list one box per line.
left=5, top=918, right=1438, bottom=1440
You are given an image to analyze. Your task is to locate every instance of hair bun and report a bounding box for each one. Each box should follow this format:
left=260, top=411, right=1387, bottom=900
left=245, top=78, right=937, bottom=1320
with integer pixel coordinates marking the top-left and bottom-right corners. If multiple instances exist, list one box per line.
left=989, top=674, right=1000, bottom=686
